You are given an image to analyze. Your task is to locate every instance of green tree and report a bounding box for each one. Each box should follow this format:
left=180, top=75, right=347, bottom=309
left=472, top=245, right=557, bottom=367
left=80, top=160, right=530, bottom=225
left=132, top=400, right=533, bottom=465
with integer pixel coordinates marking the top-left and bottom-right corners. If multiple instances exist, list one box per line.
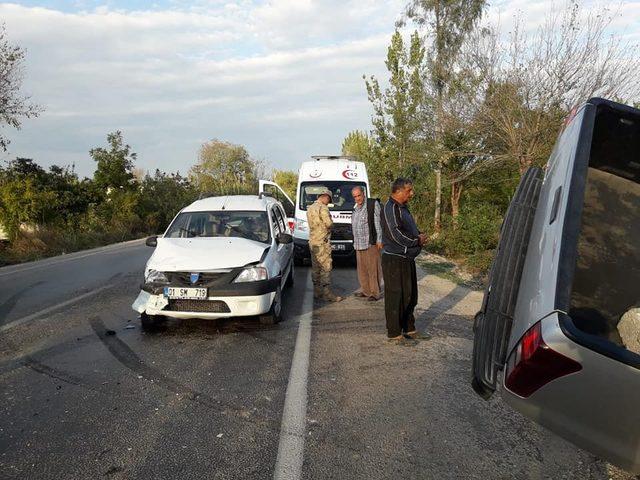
left=474, top=3, right=639, bottom=176
left=88, top=131, right=142, bottom=234
left=189, top=139, right=261, bottom=195
left=137, top=170, right=197, bottom=233
left=0, top=24, right=42, bottom=151
left=90, top=131, right=137, bottom=195
left=272, top=169, right=298, bottom=200
left=45, top=165, right=92, bottom=224
left=0, top=159, right=58, bottom=239
left=365, top=31, right=426, bottom=171
left=400, top=0, right=486, bottom=232
left=341, top=130, right=388, bottom=197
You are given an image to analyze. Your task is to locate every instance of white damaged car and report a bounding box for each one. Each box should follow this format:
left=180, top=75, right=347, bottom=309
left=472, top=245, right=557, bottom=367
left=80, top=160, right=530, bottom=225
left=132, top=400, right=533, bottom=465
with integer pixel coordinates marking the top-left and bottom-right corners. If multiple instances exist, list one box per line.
left=132, top=194, right=294, bottom=329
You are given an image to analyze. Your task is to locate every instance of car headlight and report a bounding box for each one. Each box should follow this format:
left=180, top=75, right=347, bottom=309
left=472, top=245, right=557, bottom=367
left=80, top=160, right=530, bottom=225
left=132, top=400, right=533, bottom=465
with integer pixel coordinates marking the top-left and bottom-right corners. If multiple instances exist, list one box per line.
left=296, top=219, right=308, bottom=232
left=233, top=266, right=268, bottom=283
left=145, top=269, right=169, bottom=283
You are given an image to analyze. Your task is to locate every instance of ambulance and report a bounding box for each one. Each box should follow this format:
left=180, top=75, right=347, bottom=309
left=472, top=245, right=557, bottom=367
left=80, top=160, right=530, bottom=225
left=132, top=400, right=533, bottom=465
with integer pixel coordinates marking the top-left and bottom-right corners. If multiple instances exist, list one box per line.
left=261, top=155, right=370, bottom=265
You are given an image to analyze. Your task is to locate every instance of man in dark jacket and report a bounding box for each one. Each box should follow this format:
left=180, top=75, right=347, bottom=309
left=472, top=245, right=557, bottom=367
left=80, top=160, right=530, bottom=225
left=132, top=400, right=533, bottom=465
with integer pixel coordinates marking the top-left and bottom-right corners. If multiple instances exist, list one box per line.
left=380, top=178, right=428, bottom=345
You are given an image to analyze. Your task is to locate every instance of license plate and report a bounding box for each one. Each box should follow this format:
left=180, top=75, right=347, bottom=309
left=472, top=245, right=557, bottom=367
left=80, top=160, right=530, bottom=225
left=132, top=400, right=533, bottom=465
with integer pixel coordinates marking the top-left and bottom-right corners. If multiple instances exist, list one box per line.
left=163, top=287, right=208, bottom=300
left=331, top=243, right=346, bottom=251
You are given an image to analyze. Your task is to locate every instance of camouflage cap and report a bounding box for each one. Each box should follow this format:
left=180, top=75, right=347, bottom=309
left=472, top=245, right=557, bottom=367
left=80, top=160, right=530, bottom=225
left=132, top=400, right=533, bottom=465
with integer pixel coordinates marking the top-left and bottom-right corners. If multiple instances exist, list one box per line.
left=317, top=188, right=332, bottom=199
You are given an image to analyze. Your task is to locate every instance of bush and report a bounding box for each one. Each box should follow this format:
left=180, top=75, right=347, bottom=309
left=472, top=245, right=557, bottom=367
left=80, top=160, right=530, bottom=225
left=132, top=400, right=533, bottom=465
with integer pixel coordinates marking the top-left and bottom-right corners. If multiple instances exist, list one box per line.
left=422, top=203, right=502, bottom=277
left=441, top=203, right=502, bottom=257
left=464, top=249, right=495, bottom=277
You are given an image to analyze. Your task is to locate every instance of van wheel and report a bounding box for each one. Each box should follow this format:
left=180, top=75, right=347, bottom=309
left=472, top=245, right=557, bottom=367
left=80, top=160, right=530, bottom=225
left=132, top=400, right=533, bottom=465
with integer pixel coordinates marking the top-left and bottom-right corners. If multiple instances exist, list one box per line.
left=472, top=166, right=543, bottom=399
left=141, top=313, right=165, bottom=331
left=260, top=286, right=282, bottom=325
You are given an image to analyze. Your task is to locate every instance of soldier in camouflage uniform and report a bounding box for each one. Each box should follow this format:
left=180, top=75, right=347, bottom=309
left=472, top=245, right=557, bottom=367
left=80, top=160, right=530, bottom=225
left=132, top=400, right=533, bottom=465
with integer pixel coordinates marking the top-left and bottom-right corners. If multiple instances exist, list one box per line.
left=307, top=189, right=344, bottom=302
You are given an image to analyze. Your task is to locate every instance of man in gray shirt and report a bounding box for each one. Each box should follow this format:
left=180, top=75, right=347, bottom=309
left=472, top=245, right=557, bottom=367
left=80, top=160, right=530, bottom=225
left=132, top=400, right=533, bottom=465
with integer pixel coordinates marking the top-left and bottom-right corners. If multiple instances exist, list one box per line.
left=351, top=186, right=384, bottom=300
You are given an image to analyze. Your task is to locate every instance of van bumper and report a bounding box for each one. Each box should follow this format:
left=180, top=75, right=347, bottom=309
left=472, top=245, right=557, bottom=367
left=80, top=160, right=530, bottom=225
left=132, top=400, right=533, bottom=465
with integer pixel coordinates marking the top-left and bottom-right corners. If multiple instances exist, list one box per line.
left=293, top=238, right=355, bottom=259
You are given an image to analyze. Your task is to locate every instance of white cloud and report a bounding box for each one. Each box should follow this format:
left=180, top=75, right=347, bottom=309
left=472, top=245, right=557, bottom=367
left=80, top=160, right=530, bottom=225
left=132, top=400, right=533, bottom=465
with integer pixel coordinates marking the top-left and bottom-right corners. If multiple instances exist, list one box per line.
left=250, top=0, right=405, bottom=49
left=1, top=0, right=639, bottom=178
left=0, top=1, right=399, bottom=176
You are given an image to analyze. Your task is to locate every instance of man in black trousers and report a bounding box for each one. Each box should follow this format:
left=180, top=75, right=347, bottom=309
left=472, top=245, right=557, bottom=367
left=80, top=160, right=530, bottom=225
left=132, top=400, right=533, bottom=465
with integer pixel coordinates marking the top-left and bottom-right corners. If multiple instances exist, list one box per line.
left=380, top=178, right=428, bottom=345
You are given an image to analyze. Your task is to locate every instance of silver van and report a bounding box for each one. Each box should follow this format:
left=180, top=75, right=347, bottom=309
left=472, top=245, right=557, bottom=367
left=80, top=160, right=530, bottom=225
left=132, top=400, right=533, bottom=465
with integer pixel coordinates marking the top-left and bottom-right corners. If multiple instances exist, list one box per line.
left=472, top=98, right=640, bottom=473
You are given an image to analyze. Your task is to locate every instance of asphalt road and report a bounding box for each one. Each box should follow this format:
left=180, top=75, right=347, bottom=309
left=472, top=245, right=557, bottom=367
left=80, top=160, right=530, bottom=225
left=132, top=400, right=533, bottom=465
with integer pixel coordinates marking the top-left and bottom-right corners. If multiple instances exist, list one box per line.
left=0, top=241, right=633, bottom=479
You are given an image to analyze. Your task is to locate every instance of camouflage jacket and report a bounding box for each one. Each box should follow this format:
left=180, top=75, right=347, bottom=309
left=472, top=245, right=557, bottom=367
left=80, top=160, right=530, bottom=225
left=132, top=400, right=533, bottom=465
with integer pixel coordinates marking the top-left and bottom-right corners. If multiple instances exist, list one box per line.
left=306, top=201, right=333, bottom=245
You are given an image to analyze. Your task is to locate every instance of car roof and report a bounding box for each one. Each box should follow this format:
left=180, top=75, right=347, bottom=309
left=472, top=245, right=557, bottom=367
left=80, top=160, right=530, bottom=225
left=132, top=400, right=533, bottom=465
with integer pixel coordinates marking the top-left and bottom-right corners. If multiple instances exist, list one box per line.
left=182, top=195, right=279, bottom=213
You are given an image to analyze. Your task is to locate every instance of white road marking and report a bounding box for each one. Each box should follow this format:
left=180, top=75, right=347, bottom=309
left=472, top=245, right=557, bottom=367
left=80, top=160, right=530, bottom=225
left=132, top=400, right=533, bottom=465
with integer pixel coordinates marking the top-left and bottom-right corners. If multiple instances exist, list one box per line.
left=0, top=284, right=116, bottom=333
left=0, top=238, right=145, bottom=278
left=273, top=272, right=313, bottom=480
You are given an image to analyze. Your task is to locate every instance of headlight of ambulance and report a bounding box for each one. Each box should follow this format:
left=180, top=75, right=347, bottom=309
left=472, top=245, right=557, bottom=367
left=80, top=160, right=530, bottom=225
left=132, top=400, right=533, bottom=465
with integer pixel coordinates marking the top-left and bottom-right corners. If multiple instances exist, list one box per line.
left=233, top=266, right=268, bottom=283
left=145, top=269, right=169, bottom=283
left=297, top=219, right=308, bottom=232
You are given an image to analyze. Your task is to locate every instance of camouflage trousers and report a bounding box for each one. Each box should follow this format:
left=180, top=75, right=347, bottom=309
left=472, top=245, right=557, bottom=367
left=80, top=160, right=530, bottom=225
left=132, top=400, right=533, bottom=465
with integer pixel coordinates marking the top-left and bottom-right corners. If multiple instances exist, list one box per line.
left=310, top=241, right=332, bottom=298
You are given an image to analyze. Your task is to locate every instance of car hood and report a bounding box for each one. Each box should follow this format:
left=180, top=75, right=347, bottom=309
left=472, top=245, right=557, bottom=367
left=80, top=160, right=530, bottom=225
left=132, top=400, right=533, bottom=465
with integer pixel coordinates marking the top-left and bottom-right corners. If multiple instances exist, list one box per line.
left=147, top=237, right=269, bottom=272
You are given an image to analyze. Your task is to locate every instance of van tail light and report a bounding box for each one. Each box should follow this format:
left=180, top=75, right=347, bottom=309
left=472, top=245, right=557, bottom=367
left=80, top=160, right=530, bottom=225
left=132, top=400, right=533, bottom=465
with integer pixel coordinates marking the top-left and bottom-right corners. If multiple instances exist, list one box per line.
left=288, top=220, right=295, bottom=232
left=505, top=322, right=582, bottom=398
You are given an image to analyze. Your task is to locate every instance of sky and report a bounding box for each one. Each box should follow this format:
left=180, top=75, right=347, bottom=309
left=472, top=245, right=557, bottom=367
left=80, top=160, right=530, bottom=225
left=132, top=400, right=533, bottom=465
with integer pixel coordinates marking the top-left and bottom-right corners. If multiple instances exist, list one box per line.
left=1, top=0, right=639, bottom=178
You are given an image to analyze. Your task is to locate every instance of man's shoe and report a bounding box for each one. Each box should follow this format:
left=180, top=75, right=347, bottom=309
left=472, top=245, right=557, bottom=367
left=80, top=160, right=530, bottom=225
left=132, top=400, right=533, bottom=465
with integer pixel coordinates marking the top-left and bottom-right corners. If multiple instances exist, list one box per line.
left=404, top=331, right=431, bottom=341
left=354, top=291, right=367, bottom=298
left=386, top=335, right=418, bottom=347
left=322, top=293, right=344, bottom=303
left=367, top=295, right=380, bottom=301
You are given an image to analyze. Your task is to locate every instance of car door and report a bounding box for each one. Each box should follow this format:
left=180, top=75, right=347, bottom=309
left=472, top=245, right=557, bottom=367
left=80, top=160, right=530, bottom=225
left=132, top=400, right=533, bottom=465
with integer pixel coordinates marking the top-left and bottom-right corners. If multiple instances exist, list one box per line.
left=472, top=98, right=640, bottom=473
left=259, top=180, right=296, bottom=232
left=272, top=205, right=292, bottom=287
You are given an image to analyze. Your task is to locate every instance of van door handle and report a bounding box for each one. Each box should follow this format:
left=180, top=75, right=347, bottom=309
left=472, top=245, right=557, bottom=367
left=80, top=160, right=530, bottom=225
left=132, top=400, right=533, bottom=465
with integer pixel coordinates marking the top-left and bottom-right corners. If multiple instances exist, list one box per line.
left=549, top=186, right=562, bottom=224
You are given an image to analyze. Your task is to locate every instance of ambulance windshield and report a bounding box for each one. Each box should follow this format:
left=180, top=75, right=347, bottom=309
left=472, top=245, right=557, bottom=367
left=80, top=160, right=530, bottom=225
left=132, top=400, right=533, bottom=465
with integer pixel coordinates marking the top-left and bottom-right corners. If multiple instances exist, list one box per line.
left=299, top=181, right=367, bottom=211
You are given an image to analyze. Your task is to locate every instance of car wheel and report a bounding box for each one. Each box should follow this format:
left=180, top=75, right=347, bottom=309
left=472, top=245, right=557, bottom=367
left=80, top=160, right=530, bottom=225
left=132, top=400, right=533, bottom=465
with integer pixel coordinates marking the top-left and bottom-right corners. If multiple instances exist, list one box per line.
left=472, top=166, right=543, bottom=399
left=260, top=286, right=283, bottom=325
left=286, top=262, right=294, bottom=288
left=140, top=313, right=165, bottom=331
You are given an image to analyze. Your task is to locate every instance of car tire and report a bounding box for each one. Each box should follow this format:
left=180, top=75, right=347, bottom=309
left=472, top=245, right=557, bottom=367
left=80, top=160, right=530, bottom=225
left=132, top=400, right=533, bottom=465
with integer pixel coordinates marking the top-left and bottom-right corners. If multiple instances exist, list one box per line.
left=140, top=313, right=165, bottom=331
left=259, top=286, right=283, bottom=325
left=472, top=166, right=543, bottom=399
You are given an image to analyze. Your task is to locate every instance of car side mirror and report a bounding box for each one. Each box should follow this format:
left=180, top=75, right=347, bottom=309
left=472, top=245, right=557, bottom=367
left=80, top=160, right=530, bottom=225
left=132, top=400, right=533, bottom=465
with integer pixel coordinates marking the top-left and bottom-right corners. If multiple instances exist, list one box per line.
left=145, top=236, right=158, bottom=247
left=276, top=232, right=293, bottom=244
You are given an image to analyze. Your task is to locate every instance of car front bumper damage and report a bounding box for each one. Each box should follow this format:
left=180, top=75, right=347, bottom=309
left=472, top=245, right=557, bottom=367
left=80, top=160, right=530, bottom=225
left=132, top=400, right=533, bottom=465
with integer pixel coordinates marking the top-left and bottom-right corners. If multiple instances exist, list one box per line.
left=131, top=276, right=280, bottom=319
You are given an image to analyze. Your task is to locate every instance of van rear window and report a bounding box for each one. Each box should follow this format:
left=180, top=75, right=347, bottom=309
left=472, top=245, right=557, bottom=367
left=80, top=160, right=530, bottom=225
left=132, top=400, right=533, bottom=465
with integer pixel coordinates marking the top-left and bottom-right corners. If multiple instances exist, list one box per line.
left=569, top=105, right=640, bottom=348
left=299, top=181, right=367, bottom=211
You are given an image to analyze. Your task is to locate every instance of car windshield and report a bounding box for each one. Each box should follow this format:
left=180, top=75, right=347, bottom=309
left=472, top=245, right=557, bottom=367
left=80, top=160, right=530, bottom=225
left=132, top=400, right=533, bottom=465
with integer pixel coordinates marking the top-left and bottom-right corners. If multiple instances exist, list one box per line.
left=164, top=210, right=270, bottom=243
left=299, top=181, right=367, bottom=211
